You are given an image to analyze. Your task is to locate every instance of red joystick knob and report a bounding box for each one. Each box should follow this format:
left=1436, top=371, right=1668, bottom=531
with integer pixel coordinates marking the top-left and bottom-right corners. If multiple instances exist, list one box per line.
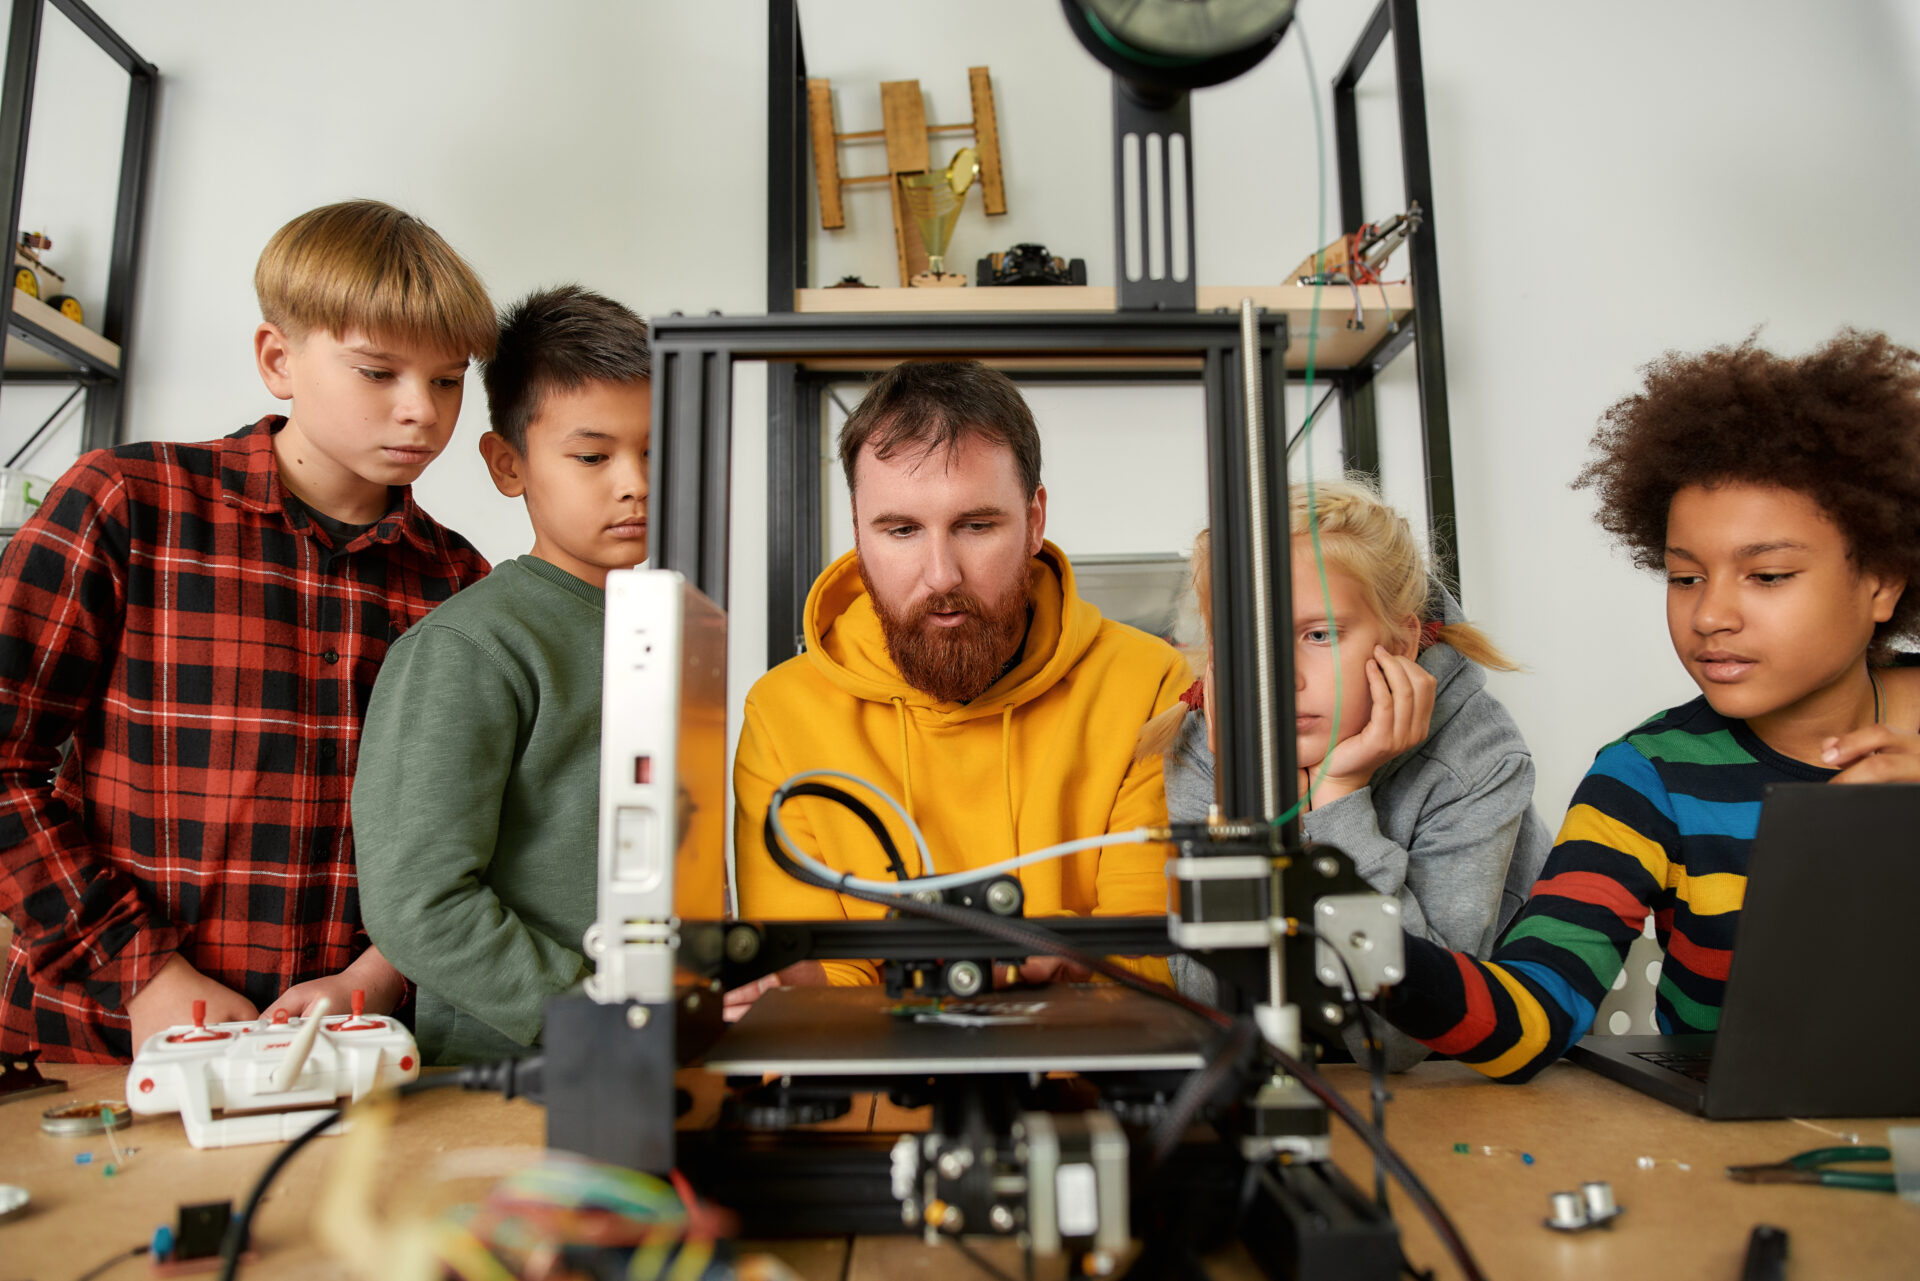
left=271, top=1009, right=291, bottom=1025
left=167, top=996, right=231, bottom=1042
left=331, top=987, right=381, bottom=1032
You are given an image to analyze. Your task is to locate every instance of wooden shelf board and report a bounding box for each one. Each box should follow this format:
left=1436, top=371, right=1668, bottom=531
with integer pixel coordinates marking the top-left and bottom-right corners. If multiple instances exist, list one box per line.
left=4, top=288, right=121, bottom=374
left=793, top=283, right=1414, bottom=370
left=796, top=354, right=1205, bottom=376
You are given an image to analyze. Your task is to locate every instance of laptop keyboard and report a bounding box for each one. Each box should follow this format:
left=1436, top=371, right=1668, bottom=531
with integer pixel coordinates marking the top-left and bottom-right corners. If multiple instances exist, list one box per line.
left=1631, top=1050, right=1713, bottom=1083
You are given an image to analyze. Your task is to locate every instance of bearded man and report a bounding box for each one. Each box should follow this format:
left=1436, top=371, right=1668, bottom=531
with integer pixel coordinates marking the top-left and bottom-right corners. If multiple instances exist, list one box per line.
left=729, top=360, right=1191, bottom=1005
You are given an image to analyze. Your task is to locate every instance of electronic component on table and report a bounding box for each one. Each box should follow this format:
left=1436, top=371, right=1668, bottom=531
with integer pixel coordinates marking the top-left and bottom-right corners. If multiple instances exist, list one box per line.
left=151, top=1200, right=241, bottom=1274
left=123, top=992, right=417, bottom=1149
left=1544, top=1182, right=1624, bottom=1232
left=40, top=1098, right=132, bottom=1135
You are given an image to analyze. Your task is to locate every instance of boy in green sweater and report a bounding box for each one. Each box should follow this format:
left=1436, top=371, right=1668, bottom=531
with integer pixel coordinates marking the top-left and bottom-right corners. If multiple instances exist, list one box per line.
left=353, top=286, right=652, bottom=1063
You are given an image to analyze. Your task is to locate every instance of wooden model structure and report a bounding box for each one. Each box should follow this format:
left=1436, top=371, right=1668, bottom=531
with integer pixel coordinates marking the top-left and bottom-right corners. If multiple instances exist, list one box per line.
left=808, top=68, right=1007, bottom=287
left=12, top=231, right=82, bottom=324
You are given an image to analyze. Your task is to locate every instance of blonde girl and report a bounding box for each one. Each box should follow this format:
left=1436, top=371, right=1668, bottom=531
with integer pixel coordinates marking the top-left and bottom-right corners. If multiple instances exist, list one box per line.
left=1144, top=478, right=1551, bottom=1068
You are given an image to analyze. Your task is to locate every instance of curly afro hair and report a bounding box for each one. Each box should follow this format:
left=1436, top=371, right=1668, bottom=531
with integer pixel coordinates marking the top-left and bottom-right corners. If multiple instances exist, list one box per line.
left=1573, top=328, right=1920, bottom=658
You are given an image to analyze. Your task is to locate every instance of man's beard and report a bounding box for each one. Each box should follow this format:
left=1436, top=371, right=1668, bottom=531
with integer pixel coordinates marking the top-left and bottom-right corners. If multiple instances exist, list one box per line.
left=861, top=561, right=1032, bottom=704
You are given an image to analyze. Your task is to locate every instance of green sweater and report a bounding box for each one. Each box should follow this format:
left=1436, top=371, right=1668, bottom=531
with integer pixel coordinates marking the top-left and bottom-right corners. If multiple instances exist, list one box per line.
left=353, top=557, right=603, bottom=1064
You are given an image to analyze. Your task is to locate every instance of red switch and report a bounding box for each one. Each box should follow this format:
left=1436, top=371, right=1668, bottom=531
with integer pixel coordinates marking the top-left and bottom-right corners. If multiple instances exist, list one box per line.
left=168, top=996, right=230, bottom=1042
left=332, top=987, right=381, bottom=1032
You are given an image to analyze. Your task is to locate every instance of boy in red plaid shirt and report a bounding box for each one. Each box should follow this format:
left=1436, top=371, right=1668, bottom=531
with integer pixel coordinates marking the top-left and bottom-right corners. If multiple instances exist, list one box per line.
left=0, top=200, right=495, bottom=1062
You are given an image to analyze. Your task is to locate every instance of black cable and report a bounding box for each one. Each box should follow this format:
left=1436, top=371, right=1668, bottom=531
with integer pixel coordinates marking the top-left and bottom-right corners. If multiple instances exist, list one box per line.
left=216, top=1107, right=337, bottom=1281
left=71, top=1243, right=149, bottom=1281
left=782, top=780, right=911, bottom=880
left=217, top=1066, right=529, bottom=1280
left=768, top=784, right=1488, bottom=1281
left=1147, top=1017, right=1256, bottom=1169
left=1250, top=1038, right=1482, bottom=1281
left=1285, top=385, right=1337, bottom=459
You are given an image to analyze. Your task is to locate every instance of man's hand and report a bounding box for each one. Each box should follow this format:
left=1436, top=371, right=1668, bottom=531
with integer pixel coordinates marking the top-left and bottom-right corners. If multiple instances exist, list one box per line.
left=1013, top=955, right=1092, bottom=986
left=1824, top=725, right=1920, bottom=784
left=265, top=947, right=406, bottom=1022
left=723, top=959, right=828, bottom=1022
left=1306, top=646, right=1436, bottom=808
left=126, top=954, right=257, bottom=1050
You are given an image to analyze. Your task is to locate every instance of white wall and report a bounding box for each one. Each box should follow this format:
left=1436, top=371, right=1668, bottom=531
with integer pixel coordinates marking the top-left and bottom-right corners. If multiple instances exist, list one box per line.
left=8, top=0, right=1920, bottom=828
left=6, top=0, right=768, bottom=560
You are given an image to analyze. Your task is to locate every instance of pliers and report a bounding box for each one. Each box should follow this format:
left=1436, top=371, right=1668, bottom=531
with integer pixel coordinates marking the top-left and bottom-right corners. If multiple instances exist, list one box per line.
left=1726, top=1146, right=1895, bottom=1192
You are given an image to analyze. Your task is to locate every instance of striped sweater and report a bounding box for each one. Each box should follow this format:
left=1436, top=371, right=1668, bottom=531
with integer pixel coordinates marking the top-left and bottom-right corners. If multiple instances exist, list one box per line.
left=1381, top=697, right=1834, bottom=1081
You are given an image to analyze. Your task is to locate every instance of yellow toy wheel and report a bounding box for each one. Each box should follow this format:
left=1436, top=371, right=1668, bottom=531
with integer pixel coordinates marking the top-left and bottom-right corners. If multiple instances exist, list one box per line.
left=13, top=265, right=37, bottom=298
left=49, top=295, right=81, bottom=324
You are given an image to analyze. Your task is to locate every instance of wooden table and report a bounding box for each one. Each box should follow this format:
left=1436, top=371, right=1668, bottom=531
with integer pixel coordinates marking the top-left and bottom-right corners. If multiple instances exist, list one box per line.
left=3, top=1058, right=1914, bottom=1280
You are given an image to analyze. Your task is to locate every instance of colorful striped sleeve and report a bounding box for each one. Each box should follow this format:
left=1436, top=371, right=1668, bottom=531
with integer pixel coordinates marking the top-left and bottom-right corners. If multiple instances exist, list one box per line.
left=1381, top=740, right=1674, bottom=1082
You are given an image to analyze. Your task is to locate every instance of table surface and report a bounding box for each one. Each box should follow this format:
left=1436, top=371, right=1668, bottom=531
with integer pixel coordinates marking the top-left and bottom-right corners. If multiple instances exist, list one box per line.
left=2, top=1055, right=1915, bottom=1281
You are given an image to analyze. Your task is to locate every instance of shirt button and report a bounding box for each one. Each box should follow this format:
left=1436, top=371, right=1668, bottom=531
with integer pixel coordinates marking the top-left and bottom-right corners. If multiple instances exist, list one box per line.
left=321, top=649, right=339, bottom=664
left=320, top=741, right=336, bottom=759
left=301, top=945, right=319, bottom=960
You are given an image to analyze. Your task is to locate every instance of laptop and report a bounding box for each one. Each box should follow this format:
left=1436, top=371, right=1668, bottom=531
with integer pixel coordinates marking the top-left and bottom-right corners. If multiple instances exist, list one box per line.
left=1567, top=782, right=1920, bottom=1119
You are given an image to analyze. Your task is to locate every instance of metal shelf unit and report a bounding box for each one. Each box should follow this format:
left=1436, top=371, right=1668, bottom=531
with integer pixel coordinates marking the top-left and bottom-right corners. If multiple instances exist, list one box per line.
left=0, top=0, right=156, bottom=452
left=764, top=0, right=1461, bottom=593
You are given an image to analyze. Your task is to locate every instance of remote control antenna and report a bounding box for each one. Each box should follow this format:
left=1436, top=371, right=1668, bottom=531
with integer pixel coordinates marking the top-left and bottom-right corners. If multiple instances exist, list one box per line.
left=268, top=997, right=330, bottom=1093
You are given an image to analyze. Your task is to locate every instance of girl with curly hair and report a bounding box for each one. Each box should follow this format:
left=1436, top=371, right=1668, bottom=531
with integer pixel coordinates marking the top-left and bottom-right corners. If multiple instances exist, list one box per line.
left=1379, top=328, right=1920, bottom=1081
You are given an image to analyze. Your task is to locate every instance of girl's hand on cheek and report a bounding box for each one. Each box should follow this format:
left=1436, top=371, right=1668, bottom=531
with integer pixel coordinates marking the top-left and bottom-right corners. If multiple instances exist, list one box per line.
left=1309, top=646, right=1436, bottom=807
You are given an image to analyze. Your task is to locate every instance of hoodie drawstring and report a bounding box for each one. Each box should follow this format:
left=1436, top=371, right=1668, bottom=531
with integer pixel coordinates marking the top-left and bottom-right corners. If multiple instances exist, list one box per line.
left=891, top=697, right=920, bottom=872
left=1000, top=705, right=1019, bottom=883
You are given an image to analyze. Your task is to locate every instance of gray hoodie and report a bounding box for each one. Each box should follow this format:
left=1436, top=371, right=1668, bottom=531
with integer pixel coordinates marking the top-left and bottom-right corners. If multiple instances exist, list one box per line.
left=1163, top=599, right=1553, bottom=1071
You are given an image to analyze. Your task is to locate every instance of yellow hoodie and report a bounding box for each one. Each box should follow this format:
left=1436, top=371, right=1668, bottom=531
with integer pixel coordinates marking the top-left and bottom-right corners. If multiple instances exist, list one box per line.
left=734, top=541, right=1191, bottom=986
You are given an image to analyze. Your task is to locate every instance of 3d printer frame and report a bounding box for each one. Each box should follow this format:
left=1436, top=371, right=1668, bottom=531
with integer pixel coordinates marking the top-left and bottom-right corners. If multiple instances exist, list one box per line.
left=536, top=309, right=1424, bottom=1279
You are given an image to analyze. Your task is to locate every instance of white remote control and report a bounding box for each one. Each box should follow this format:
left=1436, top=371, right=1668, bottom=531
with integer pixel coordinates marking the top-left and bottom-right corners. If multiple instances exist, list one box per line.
left=124, top=992, right=419, bottom=1149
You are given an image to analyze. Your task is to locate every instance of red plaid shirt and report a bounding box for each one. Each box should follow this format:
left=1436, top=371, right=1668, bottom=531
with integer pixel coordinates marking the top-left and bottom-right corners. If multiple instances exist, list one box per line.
left=0, top=417, right=488, bottom=1062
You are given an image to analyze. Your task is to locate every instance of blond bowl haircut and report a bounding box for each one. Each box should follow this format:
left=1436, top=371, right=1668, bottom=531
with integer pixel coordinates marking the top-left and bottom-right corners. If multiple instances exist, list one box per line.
left=254, top=199, right=496, bottom=361
left=1135, top=476, right=1518, bottom=761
